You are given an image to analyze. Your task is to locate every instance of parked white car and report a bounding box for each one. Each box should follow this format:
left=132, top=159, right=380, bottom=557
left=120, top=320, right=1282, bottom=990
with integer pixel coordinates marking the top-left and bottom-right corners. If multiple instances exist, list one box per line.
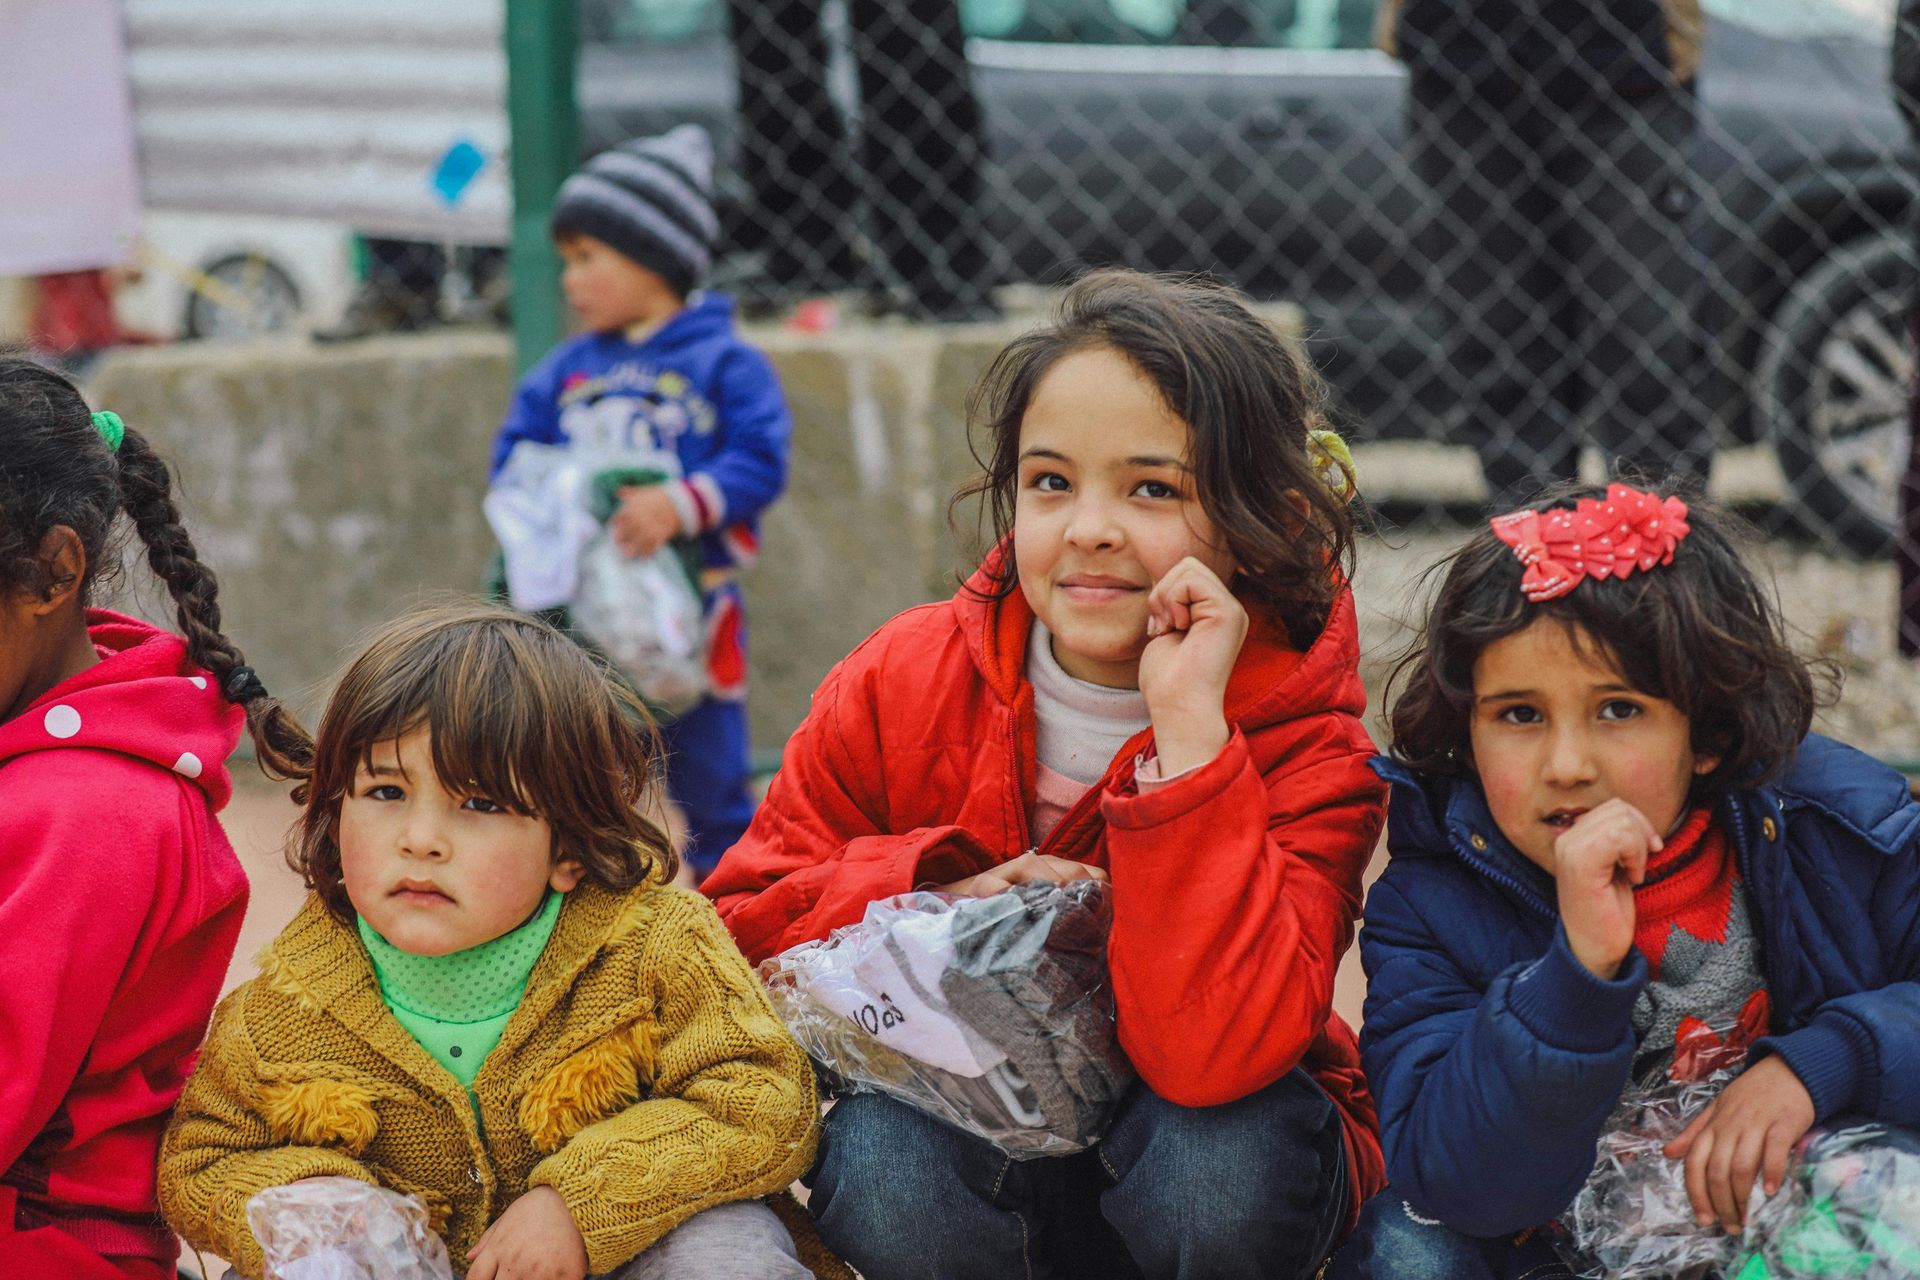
left=116, top=211, right=359, bottom=340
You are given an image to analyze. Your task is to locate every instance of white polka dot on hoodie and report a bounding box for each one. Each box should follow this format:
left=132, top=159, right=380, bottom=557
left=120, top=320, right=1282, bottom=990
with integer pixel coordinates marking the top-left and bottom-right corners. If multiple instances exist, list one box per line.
left=172, top=752, right=204, bottom=779
left=43, top=705, right=81, bottom=739
left=188, top=676, right=207, bottom=690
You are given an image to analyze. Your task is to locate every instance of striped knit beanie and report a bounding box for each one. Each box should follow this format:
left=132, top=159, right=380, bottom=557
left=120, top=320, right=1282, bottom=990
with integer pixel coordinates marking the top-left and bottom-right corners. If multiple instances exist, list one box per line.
left=551, top=124, right=718, bottom=298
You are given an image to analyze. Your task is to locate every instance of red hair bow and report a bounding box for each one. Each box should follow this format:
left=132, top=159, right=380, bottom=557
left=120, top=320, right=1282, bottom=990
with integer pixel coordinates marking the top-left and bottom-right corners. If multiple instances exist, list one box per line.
left=1489, top=484, right=1690, bottom=603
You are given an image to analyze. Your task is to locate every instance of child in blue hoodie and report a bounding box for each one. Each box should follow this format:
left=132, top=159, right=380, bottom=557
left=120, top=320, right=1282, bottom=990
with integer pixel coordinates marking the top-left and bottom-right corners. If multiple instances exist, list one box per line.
left=1329, top=483, right=1920, bottom=1279
left=489, top=125, right=792, bottom=878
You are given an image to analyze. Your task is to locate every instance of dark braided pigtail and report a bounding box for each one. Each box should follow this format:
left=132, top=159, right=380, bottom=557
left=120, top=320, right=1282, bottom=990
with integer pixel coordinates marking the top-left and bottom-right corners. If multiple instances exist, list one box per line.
left=112, top=427, right=314, bottom=779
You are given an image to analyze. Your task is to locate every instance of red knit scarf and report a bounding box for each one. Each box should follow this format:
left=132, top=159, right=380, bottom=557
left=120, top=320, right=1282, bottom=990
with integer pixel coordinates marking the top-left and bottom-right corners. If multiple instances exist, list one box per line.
left=1633, top=808, right=1732, bottom=977
left=1632, top=808, right=1770, bottom=1080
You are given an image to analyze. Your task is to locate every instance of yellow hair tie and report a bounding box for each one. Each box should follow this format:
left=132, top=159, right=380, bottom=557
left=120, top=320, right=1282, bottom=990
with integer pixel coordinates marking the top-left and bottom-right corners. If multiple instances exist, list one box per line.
left=1309, top=427, right=1356, bottom=501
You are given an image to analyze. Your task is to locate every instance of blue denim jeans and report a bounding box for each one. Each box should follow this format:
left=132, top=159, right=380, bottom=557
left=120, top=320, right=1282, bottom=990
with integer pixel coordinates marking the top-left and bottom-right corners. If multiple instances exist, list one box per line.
left=1325, top=1191, right=1577, bottom=1280
left=805, top=1068, right=1349, bottom=1280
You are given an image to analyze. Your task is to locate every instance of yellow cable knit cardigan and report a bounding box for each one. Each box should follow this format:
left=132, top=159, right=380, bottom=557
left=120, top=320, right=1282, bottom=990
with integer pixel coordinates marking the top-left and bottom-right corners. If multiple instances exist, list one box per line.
left=159, top=882, right=841, bottom=1279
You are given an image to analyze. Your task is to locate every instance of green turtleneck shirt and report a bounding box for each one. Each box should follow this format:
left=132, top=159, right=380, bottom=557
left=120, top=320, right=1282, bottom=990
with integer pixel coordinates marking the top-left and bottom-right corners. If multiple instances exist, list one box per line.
left=356, top=890, right=565, bottom=1092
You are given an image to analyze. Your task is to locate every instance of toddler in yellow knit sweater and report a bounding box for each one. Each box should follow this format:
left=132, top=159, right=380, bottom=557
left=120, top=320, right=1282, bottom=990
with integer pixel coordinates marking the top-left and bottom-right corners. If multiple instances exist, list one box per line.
left=159, top=603, right=837, bottom=1280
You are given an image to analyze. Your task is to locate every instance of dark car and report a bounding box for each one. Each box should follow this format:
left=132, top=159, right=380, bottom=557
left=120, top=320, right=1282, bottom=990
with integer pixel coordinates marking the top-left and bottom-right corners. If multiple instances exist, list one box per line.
left=580, top=0, right=1916, bottom=552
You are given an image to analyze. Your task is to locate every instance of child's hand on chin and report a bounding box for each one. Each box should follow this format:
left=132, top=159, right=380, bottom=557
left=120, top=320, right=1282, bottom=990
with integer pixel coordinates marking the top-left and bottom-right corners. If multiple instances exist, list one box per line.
left=1137, top=556, right=1248, bottom=776
left=1663, top=1055, right=1816, bottom=1234
left=466, top=1185, right=588, bottom=1280
left=1551, top=798, right=1661, bottom=980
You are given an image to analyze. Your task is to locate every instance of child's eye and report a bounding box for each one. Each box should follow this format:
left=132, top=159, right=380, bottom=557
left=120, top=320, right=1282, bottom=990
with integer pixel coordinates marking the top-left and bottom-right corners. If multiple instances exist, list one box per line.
left=1495, top=705, right=1542, bottom=725
left=462, top=795, right=508, bottom=815
left=365, top=784, right=404, bottom=801
left=1029, top=472, right=1070, bottom=493
left=1133, top=479, right=1182, bottom=500
left=1598, top=699, right=1643, bottom=722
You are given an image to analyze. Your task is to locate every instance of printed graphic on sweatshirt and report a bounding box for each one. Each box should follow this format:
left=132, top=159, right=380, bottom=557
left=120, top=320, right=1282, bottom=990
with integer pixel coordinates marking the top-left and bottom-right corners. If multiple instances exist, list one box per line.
left=556, top=365, right=718, bottom=474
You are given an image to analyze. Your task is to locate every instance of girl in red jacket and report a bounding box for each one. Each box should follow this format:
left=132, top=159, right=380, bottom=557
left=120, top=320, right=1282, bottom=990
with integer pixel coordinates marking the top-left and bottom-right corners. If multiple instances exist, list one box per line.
left=0, top=359, right=304, bottom=1277
left=704, top=270, right=1388, bottom=1280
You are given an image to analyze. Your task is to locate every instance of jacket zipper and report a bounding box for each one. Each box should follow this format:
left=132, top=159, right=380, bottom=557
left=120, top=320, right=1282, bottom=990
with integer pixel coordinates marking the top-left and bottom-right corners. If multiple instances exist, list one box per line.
left=1454, top=834, right=1556, bottom=921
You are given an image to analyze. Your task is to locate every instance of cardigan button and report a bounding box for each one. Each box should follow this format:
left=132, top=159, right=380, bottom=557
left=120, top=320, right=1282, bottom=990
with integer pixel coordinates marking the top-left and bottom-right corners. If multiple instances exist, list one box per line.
left=469, top=1166, right=483, bottom=1185
left=1470, top=833, right=1488, bottom=851
left=1761, top=817, right=1778, bottom=841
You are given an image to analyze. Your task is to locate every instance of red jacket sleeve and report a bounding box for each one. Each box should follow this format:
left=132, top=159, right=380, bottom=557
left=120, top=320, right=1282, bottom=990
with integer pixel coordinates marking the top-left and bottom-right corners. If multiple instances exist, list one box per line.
left=1101, top=720, right=1384, bottom=1106
left=703, top=646, right=997, bottom=965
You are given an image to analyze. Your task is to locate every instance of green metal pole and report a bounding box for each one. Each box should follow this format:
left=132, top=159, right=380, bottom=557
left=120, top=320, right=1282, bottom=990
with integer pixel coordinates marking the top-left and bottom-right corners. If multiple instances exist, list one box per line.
left=505, top=0, right=579, bottom=374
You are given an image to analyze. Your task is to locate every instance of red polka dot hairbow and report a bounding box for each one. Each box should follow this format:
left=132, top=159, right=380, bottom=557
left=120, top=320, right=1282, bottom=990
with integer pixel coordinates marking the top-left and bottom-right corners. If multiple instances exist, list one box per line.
left=1489, top=484, right=1691, bottom=603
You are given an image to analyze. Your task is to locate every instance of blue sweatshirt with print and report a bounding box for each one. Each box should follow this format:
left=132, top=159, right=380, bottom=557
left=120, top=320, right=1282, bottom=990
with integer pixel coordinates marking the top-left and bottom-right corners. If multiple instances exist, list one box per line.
left=489, top=293, right=791, bottom=572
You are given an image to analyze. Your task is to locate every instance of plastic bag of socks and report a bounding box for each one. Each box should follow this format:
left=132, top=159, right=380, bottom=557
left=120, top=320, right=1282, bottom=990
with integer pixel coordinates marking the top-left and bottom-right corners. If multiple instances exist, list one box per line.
left=760, top=880, right=1134, bottom=1156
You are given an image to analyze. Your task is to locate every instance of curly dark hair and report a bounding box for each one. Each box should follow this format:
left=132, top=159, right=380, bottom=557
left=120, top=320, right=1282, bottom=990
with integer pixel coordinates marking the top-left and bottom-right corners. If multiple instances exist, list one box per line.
left=1387, top=483, right=1833, bottom=808
left=0, top=356, right=308, bottom=771
left=286, top=602, right=674, bottom=919
left=952, top=269, right=1358, bottom=648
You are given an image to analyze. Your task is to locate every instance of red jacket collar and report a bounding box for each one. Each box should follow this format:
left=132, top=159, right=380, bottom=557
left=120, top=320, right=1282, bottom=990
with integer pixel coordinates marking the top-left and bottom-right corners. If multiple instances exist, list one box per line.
left=951, top=542, right=1365, bottom=732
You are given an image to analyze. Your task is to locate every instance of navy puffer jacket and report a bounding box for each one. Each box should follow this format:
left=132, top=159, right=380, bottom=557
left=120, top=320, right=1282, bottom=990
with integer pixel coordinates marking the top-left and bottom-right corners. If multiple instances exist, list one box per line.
left=1360, top=734, right=1920, bottom=1237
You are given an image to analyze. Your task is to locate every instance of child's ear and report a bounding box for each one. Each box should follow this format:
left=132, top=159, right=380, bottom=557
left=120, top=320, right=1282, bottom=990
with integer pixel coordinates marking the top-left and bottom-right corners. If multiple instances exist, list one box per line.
left=549, top=857, right=588, bottom=893
left=1692, top=752, right=1722, bottom=777
left=29, top=526, right=87, bottom=612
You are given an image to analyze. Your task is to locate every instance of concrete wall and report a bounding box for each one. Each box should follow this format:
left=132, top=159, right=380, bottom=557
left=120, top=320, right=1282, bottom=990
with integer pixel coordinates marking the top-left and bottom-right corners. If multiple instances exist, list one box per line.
left=87, top=324, right=1023, bottom=748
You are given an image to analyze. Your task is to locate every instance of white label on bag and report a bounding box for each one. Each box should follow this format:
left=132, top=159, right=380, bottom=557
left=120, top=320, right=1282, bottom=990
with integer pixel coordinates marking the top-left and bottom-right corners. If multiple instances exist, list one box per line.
left=806, top=913, right=1007, bottom=1078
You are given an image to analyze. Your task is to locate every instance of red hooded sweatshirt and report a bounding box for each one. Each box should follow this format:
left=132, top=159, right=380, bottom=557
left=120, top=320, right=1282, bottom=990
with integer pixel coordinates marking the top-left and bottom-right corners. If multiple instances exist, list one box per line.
left=704, top=562, right=1388, bottom=1219
left=0, top=611, right=250, bottom=1276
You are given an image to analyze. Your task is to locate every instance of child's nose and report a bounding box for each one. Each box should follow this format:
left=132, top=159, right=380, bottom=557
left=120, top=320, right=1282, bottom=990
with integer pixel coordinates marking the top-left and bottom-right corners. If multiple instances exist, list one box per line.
left=1542, top=728, right=1598, bottom=785
left=398, top=812, right=451, bottom=860
left=1063, top=496, right=1121, bottom=549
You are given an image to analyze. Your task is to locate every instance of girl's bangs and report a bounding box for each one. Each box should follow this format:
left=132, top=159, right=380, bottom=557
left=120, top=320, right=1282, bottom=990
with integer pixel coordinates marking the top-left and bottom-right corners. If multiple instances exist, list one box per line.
left=332, top=623, right=556, bottom=817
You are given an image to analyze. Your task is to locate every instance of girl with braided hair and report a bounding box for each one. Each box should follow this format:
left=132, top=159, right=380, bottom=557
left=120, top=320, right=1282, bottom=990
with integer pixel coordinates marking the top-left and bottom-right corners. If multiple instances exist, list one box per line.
left=0, top=356, right=299, bottom=1276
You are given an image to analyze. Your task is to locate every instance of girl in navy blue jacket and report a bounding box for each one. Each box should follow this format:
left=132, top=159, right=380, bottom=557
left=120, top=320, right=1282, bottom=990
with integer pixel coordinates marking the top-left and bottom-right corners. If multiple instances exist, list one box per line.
left=1330, top=482, right=1920, bottom=1279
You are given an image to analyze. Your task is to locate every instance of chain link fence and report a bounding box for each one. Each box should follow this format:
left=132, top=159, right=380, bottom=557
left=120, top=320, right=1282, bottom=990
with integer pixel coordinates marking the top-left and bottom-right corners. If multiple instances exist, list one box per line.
left=130, top=0, right=1914, bottom=558
left=556, top=0, right=1913, bottom=560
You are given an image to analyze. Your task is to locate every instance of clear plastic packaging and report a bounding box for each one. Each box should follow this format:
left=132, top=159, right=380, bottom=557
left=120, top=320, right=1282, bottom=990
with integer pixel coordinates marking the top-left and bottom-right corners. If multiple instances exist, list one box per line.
left=569, top=535, right=707, bottom=715
left=1730, top=1125, right=1920, bottom=1278
left=1557, top=1065, right=1745, bottom=1278
left=1557, top=1017, right=1760, bottom=1279
left=246, top=1177, right=454, bottom=1280
left=484, top=441, right=707, bottom=714
left=760, top=879, right=1134, bottom=1158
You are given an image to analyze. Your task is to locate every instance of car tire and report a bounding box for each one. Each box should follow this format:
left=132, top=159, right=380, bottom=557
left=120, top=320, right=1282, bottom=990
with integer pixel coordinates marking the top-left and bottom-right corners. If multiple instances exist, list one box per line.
left=1756, top=229, right=1915, bottom=558
left=182, top=253, right=303, bottom=340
